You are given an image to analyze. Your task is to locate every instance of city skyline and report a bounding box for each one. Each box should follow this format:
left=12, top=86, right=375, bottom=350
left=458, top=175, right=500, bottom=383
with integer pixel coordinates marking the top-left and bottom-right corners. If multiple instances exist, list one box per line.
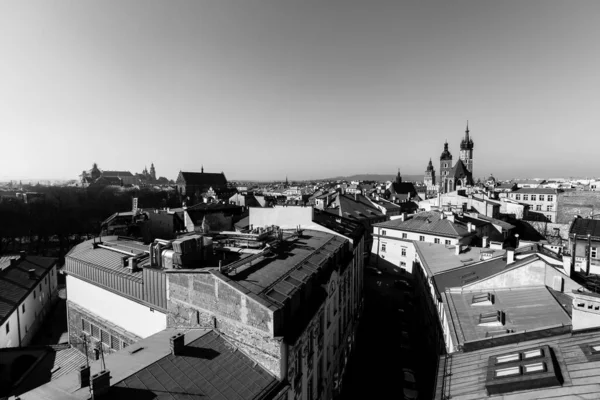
left=1, top=1, right=600, bottom=181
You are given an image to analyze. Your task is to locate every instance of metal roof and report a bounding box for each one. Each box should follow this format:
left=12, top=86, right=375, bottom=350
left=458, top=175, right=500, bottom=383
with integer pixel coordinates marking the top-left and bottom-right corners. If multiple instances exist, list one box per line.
left=375, top=211, right=470, bottom=238
left=414, top=242, right=506, bottom=276
left=0, top=256, right=57, bottom=326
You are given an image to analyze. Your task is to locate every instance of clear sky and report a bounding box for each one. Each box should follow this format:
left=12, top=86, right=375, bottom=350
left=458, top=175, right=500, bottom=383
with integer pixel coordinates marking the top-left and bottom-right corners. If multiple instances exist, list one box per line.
left=1, top=1, right=599, bottom=182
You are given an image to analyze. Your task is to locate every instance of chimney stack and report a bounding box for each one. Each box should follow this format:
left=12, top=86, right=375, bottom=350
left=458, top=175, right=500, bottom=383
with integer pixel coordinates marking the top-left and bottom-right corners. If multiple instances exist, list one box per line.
left=507, top=248, right=515, bottom=265
left=170, top=332, right=185, bottom=355
left=78, top=365, right=91, bottom=388
left=514, top=233, right=520, bottom=248
left=455, top=245, right=461, bottom=256
left=467, top=222, right=473, bottom=233
left=90, top=370, right=111, bottom=398
left=482, top=236, right=489, bottom=248
left=28, top=269, right=36, bottom=280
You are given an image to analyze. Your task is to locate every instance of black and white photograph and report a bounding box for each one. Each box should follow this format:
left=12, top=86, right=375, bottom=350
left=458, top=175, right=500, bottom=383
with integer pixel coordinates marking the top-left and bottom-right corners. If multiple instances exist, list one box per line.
left=1, top=1, right=600, bottom=399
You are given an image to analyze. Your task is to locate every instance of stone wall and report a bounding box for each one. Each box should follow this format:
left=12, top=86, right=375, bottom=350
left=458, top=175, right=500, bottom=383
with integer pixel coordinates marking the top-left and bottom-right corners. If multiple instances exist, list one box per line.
left=558, top=191, right=600, bottom=223
left=67, top=301, right=140, bottom=359
left=167, top=271, right=283, bottom=377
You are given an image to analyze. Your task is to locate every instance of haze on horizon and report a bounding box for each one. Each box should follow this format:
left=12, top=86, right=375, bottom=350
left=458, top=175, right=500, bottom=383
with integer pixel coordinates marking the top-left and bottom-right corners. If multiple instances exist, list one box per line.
left=1, top=1, right=599, bottom=182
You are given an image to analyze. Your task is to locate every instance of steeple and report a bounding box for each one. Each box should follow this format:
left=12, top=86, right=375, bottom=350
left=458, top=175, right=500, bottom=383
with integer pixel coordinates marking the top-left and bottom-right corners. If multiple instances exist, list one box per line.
left=201, top=165, right=204, bottom=173
left=440, top=141, right=452, bottom=160
left=426, top=158, right=434, bottom=171
left=396, top=168, right=402, bottom=184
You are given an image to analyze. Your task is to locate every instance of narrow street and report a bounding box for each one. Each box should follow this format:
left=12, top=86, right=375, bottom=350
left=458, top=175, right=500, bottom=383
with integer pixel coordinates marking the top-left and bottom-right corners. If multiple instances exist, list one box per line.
left=341, top=265, right=421, bottom=399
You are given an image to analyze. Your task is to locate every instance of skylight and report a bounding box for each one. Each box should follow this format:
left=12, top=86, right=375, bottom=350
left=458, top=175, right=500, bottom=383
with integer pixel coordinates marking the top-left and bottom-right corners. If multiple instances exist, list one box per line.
left=472, top=292, right=495, bottom=306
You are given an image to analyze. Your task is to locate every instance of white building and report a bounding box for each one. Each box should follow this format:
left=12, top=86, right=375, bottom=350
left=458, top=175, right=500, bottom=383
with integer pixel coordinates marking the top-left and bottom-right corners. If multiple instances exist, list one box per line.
left=0, top=253, right=59, bottom=348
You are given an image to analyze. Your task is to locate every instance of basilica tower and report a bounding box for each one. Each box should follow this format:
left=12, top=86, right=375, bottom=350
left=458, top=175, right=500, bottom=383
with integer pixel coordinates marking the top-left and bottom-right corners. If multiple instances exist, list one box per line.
left=424, top=159, right=436, bottom=187
left=459, top=121, right=474, bottom=174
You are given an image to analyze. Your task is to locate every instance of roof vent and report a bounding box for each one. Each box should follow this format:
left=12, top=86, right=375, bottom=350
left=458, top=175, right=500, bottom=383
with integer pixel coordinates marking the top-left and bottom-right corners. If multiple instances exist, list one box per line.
left=478, top=310, right=505, bottom=326
left=170, top=332, right=185, bottom=356
left=472, top=292, right=495, bottom=306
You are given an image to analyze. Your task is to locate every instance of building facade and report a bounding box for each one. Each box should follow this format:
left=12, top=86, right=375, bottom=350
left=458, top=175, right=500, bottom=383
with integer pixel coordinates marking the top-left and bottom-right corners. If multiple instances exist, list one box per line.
left=507, top=188, right=559, bottom=222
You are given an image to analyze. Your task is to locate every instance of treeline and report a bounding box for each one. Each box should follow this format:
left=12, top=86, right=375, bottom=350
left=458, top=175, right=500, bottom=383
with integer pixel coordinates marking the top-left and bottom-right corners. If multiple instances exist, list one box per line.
left=0, top=186, right=181, bottom=259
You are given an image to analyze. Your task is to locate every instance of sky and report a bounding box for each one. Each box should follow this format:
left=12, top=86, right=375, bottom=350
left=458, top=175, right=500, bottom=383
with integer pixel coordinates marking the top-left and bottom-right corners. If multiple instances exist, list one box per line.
left=1, top=1, right=599, bottom=182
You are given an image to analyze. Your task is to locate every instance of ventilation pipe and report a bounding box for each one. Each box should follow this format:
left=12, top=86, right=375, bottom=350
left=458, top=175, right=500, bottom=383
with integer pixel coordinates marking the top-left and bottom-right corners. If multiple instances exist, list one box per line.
left=507, top=248, right=515, bottom=265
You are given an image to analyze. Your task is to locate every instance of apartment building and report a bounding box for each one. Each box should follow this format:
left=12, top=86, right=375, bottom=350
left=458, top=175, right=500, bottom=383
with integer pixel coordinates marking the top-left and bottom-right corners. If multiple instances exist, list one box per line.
left=508, top=188, right=560, bottom=222
left=0, top=253, right=59, bottom=348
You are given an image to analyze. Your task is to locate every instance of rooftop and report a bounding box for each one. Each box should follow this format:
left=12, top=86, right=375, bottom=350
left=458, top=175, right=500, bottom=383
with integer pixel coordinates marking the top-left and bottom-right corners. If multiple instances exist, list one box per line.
left=513, top=188, right=560, bottom=195
left=0, top=255, right=57, bottom=326
left=569, top=217, right=600, bottom=239
left=376, top=211, right=472, bottom=239
left=312, top=209, right=365, bottom=243
left=414, top=241, right=506, bottom=275
left=177, top=171, right=228, bottom=186
left=435, top=329, right=600, bottom=400
left=18, top=329, right=281, bottom=400
left=217, top=229, right=347, bottom=308
left=443, top=286, right=572, bottom=347
left=331, top=193, right=385, bottom=220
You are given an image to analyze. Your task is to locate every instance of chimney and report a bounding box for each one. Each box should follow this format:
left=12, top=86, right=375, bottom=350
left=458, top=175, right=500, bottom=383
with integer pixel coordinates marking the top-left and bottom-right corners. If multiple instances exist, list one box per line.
left=514, top=233, right=520, bottom=248
left=19, top=251, right=26, bottom=260
left=455, top=245, right=461, bottom=256
left=28, top=269, right=36, bottom=280
left=572, top=291, right=600, bottom=332
left=467, top=222, right=473, bottom=233
left=10, top=258, right=18, bottom=267
left=170, top=332, right=185, bottom=355
left=400, top=212, right=407, bottom=222
left=507, top=248, right=515, bottom=265
left=482, top=236, right=489, bottom=248
left=440, top=212, right=446, bottom=220
left=354, top=193, right=357, bottom=201
left=90, top=370, right=111, bottom=398
left=78, top=365, right=91, bottom=388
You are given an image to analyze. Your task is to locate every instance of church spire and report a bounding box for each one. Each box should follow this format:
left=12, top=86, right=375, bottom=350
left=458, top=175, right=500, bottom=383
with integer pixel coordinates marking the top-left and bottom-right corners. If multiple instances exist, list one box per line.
left=201, top=165, right=204, bottom=173
left=465, top=120, right=470, bottom=141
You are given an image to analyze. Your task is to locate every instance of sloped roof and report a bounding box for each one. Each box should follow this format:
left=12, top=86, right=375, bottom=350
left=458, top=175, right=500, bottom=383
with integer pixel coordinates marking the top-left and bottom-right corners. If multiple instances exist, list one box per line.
left=390, top=181, right=418, bottom=197
left=375, top=211, right=470, bottom=238
left=313, top=209, right=365, bottom=243
left=414, top=241, right=506, bottom=275
left=101, top=170, right=134, bottom=177
left=569, top=218, right=600, bottom=239
left=449, top=159, right=470, bottom=179
left=0, top=256, right=57, bottom=326
left=336, top=193, right=385, bottom=220
left=178, top=171, right=228, bottom=186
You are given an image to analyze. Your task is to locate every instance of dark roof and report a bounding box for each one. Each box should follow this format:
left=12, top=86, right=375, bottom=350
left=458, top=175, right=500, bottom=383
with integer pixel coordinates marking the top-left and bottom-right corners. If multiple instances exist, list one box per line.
left=435, top=329, right=600, bottom=400
left=375, top=211, right=470, bottom=238
left=569, top=217, right=600, bottom=239
left=390, top=181, right=418, bottom=197
left=186, top=203, right=242, bottom=212
left=334, top=193, right=385, bottom=220
left=178, top=171, right=228, bottom=187
left=513, top=188, right=560, bottom=194
left=113, top=331, right=280, bottom=400
left=218, top=230, right=347, bottom=309
left=313, top=208, right=366, bottom=243
left=101, top=170, right=134, bottom=177
left=0, top=256, right=57, bottom=326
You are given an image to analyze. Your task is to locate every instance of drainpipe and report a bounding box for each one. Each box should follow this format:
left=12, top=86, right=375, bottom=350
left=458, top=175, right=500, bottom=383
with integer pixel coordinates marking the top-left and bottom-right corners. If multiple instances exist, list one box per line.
left=587, top=234, right=592, bottom=275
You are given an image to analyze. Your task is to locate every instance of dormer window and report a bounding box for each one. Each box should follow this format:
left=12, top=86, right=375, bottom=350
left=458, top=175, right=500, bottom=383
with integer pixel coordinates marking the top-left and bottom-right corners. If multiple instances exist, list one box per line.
left=485, top=345, right=562, bottom=396
left=472, top=292, right=495, bottom=306
left=478, top=310, right=505, bottom=326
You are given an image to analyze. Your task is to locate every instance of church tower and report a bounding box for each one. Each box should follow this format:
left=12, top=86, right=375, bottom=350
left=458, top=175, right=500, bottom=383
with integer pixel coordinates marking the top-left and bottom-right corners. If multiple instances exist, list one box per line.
left=440, top=141, right=453, bottom=193
left=459, top=121, right=474, bottom=174
left=424, top=159, right=436, bottom=188
left=150, top=163, right=156, bottom=181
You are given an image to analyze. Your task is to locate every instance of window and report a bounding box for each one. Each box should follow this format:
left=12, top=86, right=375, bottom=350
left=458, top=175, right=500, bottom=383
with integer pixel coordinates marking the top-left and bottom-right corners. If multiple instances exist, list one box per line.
left=515, top=194, right=521, bottom=200
left=547, top=195, right=554, bottom=202
left=101, top=330, right=110, bottom=345
left=445, top=240, right=451, bottom=245
left=296, top=348, right=302, bottom=376
left=33, top=290, right=36, bottom=299
left=546, top=205, right=553, bottom=211
left=592, top=247, right=597, bottom=259
left=536, top=205, right=542, bottom=211
left=381, top=243, right=387, bottom=252
left=530, top=195, right=536, bottom=201
left=419, top=235, right=425, bottom=241
left=539, top=195, right=544, bottom=201
left=381, top=230, right=387, bottom=236
left=523, top=195, right=529, bottom=201
left=402, top=233, right=407, bottom=239
left=486, top=345, right=560, bottom=395
left=6, top=322, right=9, bottom=334
left=22, top=304, right=25, bottom=313
left=110, top=335, right=121, bottom=350
left=401, top=247, right=407, bottom=257
left=434, top=238, right=441, bottom=244
left=91, top=324, right=100, bottom=339
left=400, top=261, right=406, bottom=267
left=472, top=293, right=495, bottom=306
left=82, top=319, right=90, bottom=334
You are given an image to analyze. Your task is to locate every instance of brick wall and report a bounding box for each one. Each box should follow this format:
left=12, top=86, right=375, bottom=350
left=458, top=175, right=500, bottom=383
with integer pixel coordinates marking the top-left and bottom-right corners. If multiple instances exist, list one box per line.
left=67, top=301, right=140, bottom=360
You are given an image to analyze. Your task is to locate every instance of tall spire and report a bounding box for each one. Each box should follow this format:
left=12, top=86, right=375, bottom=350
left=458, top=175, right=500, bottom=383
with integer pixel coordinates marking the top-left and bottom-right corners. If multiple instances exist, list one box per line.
left=465, top=120, right=470, bottom=141
left=201, top=165, right=204, bottom=173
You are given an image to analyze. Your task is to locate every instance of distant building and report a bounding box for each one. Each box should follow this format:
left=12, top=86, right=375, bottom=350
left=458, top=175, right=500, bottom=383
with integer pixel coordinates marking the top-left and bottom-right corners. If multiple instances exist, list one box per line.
left=0, top=253, right=59, bottom=348
left=176, top=168, right=228, bottom=199
left=438, top=123, right=475, bottom=194
left=507, top=188, right=560, bottom=222
left=385, top=170, right=419, bottom=202
left=80, top=163, right=137, bottom=187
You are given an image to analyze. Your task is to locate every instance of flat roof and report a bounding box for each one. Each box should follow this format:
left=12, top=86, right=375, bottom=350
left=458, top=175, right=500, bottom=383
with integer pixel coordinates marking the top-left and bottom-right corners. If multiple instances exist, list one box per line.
left=414, top=242, right=506, bottom=276
left=217, top=230, right=347, bottom=308
left=435, top=330, right=600, bottom=400
left=444, top=286, right=572, bottom=346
